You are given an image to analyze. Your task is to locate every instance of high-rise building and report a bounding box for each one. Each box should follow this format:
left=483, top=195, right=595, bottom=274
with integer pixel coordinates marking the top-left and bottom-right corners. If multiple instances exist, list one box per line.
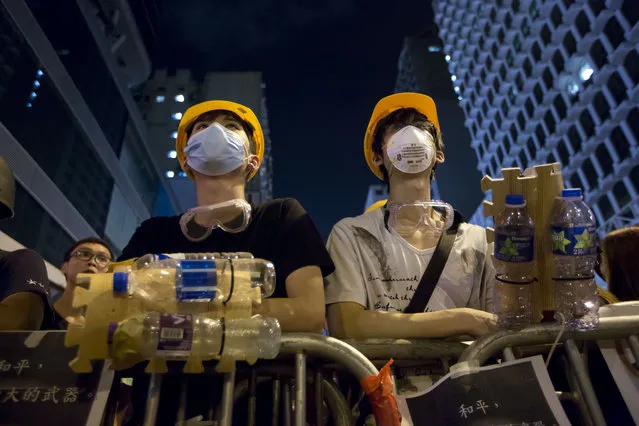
left=138, top=70, right=273, bottom=213
left=434, top=0, right=639, bottom=237
left=396, top=32, right=483, bottom=219
left=0, top=0, right=178, bottom=292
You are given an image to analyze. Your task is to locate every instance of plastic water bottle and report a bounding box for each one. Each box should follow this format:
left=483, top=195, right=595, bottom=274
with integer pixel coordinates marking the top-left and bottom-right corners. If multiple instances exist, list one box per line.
left=132, top=252, right=254, bottom=269
left=493, top=194, right=535, bottom=329
left=550, top=188, right=599, bottom=330
left=108, top=313, right=281, bottom=359
left=110, top=258, right=276, bottom=304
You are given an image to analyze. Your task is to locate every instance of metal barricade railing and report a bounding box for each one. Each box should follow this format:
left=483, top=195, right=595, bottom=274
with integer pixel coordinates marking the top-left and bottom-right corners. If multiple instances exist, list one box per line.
left=140, top=333, right=379, bottom=426
left=457, top=315, right=639, bottom=426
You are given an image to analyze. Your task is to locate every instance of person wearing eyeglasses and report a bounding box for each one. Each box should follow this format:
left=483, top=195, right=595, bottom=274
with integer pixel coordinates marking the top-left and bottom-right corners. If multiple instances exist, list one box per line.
left=53, top=237, right=113, bottom=327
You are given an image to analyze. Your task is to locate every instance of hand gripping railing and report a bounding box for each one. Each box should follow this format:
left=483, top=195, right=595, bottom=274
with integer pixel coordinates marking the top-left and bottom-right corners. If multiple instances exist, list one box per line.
left=457, top=315, right=639, bottom=426
left=143, top=333, right=379, bottom=426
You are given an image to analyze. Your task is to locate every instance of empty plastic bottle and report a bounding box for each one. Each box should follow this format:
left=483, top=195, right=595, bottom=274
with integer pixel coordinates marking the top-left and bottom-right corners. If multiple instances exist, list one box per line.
left=493, top=194, right=535, bottom=329
left=109, top=257, right=275, bottom=305
left=550, top=188, right=599, bottom=330
left=108, top=313, right=281, bottom=359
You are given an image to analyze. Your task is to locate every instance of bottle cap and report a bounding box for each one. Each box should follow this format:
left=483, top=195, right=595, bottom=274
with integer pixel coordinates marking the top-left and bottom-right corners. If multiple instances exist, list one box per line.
left=562, top=188, right=582, bottom=198
left=505, top=194, right=525, bottom=206
left=112, top=272, right=129, bottom=294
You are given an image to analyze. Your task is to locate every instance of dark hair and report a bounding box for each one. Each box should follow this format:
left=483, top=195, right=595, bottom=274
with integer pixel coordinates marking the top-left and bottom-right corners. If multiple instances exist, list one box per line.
left=63, top=237, right=113, bottom=263
left=602, top=226, right=639, bottom=302
left=186, top=111, right=257, bottom=155
left=372, top=108, right=444, bottom=183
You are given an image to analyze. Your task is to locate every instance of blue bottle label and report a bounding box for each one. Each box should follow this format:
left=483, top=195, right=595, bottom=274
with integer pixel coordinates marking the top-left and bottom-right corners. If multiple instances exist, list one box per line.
left=157, top=313, right=193, bottom=356
left=551, top=225, right=597, bottom=256
left=176, top=260, right=217, bottom=302
left=495, top=231, right=534, bottom=262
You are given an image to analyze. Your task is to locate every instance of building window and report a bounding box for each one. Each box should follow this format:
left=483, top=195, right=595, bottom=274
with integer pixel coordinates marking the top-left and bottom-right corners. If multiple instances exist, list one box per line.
left=514, top=35, right=522, bottom=52
left=510, top=123, right=518, bottom=142
left=563, top=31, right=577, bottom=56
left=540, top=24, right=552, bottom=45
left=499, top=64, right=507, bottom=80
left=533, top=84, right=543, bottom=104
left=630, top=165, right=639, bottom=193
left=550, top=5, right=562, bottom=27
left=489, top=123, right=497, bottom=140
left=503, top=133, right=512, bottom=154
left=624, top=49, right=639, bottom=85
left=495, top=112, right=503, bottom=128
left=491, top=42, right=499, bottom=57
left=579, top=110, right=596, bottom=138
left=505, top=13, right=513, bottom=29
left=522, top=19, right=530, bottom=37
left=610, top=127, right=631, bottom=162
left=588, top=0, right=605, bottom=15
left=515, top=112, right=525, bottom=130
left=593, top=92, right=610, bottom=121
left=589, top=39, right=609, bottom=70
left=535, top=124, right=546, bottom=144
left=516, top=73, right=524, bottom=91
left=498, top=28, right=505, bottom=44
left=519, top=149, right=528, bottom=167
left=546, top=152, right=556, bottom=164
left=493, top=77, right=501, bottom=93
left=507, top=49, right=515, bottom=67
left=525, top=98, right=534, bottom=117
left=544, top=110, right=557, bottom=134
left=557, top=141, right=570, bottom=165
left=613, top=181, right=632, bottom=207
left=604, top=17, right=624, bottom=49
left=527, top=138, right=537, bottom=160
left=481, top=102, right=489, bottom=116
left=532, top=42, right=542, bottom=62
left=487, top=90, right=495, bottom=105
left=501, top=100, right=509, bottom=117
left=621, top=0, right=639, bottom=27
left=491, top=157, right=499, bottom=174
left=582, top=158, right=598, bottom=188
left=575, top=12, right=591, bottom=37
left=597, top=196, right=614, bottom=220
left=523, top=58, right=533, bottom=77
left=553, top=95, right=567, bottom=120
left=478, top=143, right=485, bottom=158
left=512, top=0, right=521, bottom=12
left=552, top=51, right=565, bottom=73
left=497, top=145, right=504, bottom=163
left=529, top=0, right=539, bottom=19
left=543, top=67, right=554, bottom=89
left=567, top=125, right=582, bottom=153
left=570, top=173, right=583, bottom=190
left=480, top=68, right=487, bottom=82
left=607, top=73, right=628, bottom=105
left=595, top=144, right=614, bottom=176
left=486, top=55, right=493, bottom=70
left=484, top=134, right=490, bottom=149
left=628, top=107, right=639, bottom=141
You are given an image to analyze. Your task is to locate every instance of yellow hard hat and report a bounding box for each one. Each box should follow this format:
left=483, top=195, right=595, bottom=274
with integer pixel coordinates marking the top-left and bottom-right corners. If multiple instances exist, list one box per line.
left=365, top=199, right=387, bottom=214
left=176, top=100, right=264, bottom=180
left=364, top=93, right=440, bottom=180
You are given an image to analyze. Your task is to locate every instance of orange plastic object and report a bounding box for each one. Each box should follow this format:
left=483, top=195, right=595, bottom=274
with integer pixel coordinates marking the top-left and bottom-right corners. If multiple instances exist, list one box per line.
left=359, top=359, right=401, bottom=426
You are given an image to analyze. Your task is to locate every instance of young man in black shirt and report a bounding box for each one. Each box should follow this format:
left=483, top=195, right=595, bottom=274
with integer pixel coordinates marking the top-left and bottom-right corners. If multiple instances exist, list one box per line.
left=120, top=100, right=334, bottom=333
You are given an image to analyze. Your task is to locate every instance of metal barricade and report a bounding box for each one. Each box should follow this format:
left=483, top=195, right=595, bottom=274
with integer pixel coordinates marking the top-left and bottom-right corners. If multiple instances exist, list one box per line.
left=457, top=315, right=639, bottom=426
left=141, top=333, right=378, bottom=426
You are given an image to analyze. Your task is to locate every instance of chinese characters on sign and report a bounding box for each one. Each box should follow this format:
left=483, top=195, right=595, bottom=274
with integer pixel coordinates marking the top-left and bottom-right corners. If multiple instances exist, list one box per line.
left=1, top=386, right=79, bottom=404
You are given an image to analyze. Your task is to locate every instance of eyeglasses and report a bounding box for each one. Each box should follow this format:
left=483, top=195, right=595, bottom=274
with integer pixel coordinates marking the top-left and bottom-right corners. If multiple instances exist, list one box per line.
left=71, top=249, right=111, bottom=267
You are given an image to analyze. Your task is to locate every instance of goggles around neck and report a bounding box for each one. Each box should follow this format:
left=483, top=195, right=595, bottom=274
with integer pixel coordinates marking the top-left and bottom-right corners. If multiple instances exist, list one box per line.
left=179, top=199, right=251, bottom=242
left=386, top=201, right=454, bottom=237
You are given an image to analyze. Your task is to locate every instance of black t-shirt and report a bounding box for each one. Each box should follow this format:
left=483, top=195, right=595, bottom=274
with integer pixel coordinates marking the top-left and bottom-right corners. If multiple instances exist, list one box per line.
left=119, top=198, right=335, bottom=297
left=0, top=248, right=56, bottom=329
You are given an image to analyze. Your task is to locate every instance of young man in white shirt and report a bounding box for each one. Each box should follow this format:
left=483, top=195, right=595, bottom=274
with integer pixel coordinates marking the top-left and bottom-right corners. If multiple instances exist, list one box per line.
left=325, top=93, right=496, bottom=340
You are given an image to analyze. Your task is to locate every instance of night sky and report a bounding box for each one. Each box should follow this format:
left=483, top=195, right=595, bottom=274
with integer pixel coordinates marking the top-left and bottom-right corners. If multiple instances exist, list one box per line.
left=136, top=0, right=435, bottom=238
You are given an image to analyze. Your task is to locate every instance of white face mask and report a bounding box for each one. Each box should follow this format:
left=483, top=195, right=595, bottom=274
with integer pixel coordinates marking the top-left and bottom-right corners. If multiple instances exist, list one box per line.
left=385, top=125, right=436, bottom=174
left=184, top=123, right=248, bottom=176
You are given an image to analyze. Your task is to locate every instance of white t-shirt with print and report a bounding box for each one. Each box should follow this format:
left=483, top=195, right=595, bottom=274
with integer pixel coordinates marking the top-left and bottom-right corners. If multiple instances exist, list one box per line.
left=324, top=208, right=494, bottom=313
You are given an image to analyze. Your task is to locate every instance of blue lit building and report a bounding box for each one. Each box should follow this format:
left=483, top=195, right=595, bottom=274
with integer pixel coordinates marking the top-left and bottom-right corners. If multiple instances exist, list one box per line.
left=434, top=0, right=639, bottom=237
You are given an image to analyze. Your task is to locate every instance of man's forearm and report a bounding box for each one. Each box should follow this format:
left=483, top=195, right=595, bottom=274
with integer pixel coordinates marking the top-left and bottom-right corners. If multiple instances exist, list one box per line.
left=331, top=308, right=471, bottom=339
left=258, top=297, right=325, bottom=333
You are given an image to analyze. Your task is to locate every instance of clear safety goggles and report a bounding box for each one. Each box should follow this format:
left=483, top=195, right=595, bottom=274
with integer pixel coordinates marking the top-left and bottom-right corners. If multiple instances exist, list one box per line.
left=386, top=201, right=454, bottom=236
left=180, top=199, right=252, bottom=242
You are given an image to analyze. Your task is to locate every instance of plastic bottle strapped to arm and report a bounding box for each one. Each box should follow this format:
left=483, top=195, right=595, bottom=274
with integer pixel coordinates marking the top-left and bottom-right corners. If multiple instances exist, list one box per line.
left=110, top=256, right=276, bottom=306
left=179, top=199, right=252, bottom=242
left=386, top=201, right=454, bottom=236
